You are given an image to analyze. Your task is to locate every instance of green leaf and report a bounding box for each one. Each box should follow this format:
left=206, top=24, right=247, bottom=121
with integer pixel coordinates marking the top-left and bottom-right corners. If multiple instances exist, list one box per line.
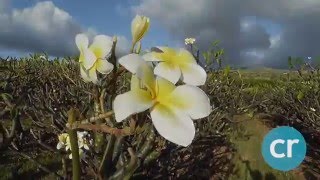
left=297, top=91, right=304, bottom=100
left=223, top=65, right=231, bottom=76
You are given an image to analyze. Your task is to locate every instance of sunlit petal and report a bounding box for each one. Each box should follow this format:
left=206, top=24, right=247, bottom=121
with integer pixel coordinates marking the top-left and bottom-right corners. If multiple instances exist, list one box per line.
left=157, top=46, right=177, bottom=56
left=58, top=133, right=69, bottom=143
left=131, top=15, right=150, bottom=44
left=177, top=48, right=197, bottom=64
left=118, top=54, right=145, bottom=74
left=113, top=90, right=153, bottom=122
left=155, top=77, right=175, bottom=100
left=75, top=33, right=89, bottom=52
left=136, top=63, right=156, bottom=93
left=150, top=104, right=195, bottom=147
left=169, top=85, right=211, bottom=119
left=89, top=35, right=113, bottom=59
left=56, top=142, right=64, bottom=150
left=154, top=62, right=181, bottom=84
left=80, top=65, right=91, bottom=82
left=88, top=67, right=98, bottom=84
left=83, top=144, right=90, bottom=150
left=142, top=52, right=163, bottom=62
left=82, top=48, right=96, bottom=70
left=130, top=75, right=142, bottom=91
left=180, top=63, right=207, bottom=86
left=96, top=59, right=114, bottom=74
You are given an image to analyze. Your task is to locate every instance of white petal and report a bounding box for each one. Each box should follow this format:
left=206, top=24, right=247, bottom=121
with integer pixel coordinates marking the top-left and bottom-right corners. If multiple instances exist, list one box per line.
left=154, top=62, right=181, bottom=84
left=150, top=104, right=195, bottom=147
left=155, top=77, right=175, bottom=100
left=80, top=65, right=91, bottom=82
left=83, top=144, right=90, bottom=150
left=79, top=149, right=84, bottom=159
left=135, top=63, right=156, bottom=92
left=118, top=54, right=145, bottom=74
left=142, top=52, right=162, bottom=62
left=75, top=33, right=89, bottom=51
left=177, top=48, right=197, bottom=64
left=89, top=35, right=113, bottom=59
left=130, top=75, right=141, bottom=91
left=88, top=68, right=98, bottom=84
left=96, top=59, right=114, bottom=74
left=113, top=90, right=153, bottom=122
left=69, top=153, right=72, bottom=159
left=56, top=143, right=64, bottom=150
left=170, top=85, right=211, bottom=119
left=180, top=63, right=207, bottom=86
left=82, top=48, right=96, bottom=70
left=77, top=131, right=85, bottom=138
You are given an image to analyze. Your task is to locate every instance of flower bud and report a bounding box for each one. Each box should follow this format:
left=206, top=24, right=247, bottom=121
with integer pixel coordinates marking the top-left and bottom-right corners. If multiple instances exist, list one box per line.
left=131, top=15, right=150, bottom=47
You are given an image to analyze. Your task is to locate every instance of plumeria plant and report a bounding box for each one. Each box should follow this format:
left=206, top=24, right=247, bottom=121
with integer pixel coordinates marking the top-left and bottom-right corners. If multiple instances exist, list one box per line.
left=57, top=14, right=212, bottom=179
left=185, top=38, right=225, bottom=72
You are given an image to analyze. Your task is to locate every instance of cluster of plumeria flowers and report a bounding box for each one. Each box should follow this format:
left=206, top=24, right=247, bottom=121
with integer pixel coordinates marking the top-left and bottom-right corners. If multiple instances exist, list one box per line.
left=114, top=47, right=211, bottom=146
left=57, top=14, right=211, bottom=149
left=57, top=131, right=92, bottom=159
left=185, top=38, right=196, bottom=45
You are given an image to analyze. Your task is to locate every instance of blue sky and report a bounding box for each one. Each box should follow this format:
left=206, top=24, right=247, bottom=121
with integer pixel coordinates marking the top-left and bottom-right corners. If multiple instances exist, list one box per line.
left=0, top=0, right=178, bottom=57
left=1, top=0, right=318, bottom=68
left=3, top=0, right=279, bottom=55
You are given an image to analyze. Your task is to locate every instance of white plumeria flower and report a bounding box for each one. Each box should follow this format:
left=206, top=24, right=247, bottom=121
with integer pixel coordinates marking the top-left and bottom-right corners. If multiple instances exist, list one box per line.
left=115, top=55, right=212, bottom=146
left=57, top=131, right=90, bottom=151
left=77, top=131, right=90, bottom=150
left=56, top=133, right=69, bottom=150
left=75, top=33, right=114, bottom=84
left=69, top=149, right=85, bottom=160
left=310, top=107, right=316, bottom=112
left=142, top=47, right=206, bottom=86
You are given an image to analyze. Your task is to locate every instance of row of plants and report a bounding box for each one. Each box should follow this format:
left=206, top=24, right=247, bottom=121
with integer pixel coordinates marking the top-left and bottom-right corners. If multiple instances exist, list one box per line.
left=1, top=15, right=320, bottom=179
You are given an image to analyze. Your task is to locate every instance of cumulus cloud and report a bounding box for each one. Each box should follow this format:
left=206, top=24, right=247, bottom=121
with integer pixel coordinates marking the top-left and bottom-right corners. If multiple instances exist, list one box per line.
left=133, top=0, right=320, bottom=68
left=0, top=1, right=129, bottom=57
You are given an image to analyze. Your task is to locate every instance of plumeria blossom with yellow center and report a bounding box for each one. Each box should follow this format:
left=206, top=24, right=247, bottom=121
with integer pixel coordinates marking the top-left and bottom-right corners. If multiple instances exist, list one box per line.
left=142, top=47, right=207, bottom=86
left=185, top=38, right=196, bottom=45
left=56, top=131, right=91, bottom=159
left=131, top=15, right=150, bottom=47
left=56, top=133, right=70, bottom=150
left=114, top=54, right=212, bottom=146
left=75, top=33, right=114, bottom=84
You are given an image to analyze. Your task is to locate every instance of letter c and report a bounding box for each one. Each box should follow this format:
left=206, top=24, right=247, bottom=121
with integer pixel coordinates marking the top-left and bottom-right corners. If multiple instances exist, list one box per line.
left=270, top=139, right=285, bottom=158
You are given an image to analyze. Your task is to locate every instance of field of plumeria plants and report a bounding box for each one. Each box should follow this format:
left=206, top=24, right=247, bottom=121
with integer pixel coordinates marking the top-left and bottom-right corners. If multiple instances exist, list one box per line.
left=1, top=15, right=320, bottom=180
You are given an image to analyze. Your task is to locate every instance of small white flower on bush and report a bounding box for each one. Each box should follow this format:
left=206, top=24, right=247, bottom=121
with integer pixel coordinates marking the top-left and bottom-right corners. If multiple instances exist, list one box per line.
left=75, top=34, right=114, bottom=84
left=310, top=107, right=316, bottom=112
left=114, top=54, right=212, bottom=146
left=185, top=38, right=196, bottom=45
left=57, top=131, right=91, bottom=159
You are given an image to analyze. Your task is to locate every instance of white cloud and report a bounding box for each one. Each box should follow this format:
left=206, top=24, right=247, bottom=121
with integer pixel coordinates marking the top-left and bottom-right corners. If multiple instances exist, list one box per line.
left=0, top=1, right=129, bottom=57
left=0, top=0, right=9, bottom=13
left=133, top=0, right=320, bottom=68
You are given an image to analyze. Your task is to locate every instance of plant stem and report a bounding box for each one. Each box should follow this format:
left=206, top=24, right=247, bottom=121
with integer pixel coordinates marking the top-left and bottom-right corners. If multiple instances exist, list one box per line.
left=80, top=111, right=114, bottom=124
left=67, top=108, right=81, bottom=180
left=130, top=42, right=135, bottom=54
left=99, top=135, right=116, bottom=178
